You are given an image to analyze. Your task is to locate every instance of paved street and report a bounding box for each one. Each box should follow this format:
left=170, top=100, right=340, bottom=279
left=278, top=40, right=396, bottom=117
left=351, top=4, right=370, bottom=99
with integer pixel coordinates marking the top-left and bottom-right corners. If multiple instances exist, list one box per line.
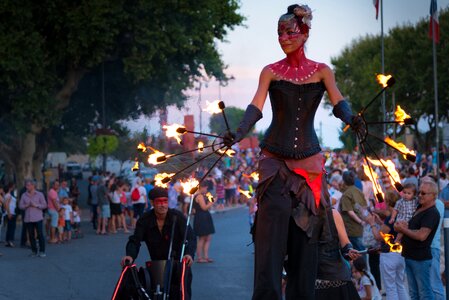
left=0, top=207, right=254, bottom=300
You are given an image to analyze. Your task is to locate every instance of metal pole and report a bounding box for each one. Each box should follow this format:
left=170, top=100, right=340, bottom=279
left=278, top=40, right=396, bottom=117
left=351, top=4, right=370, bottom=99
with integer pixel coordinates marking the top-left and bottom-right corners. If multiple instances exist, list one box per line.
left=432, top=16, right=440, bottom=192
left=380, top=0, right=386, bottom=156
left=444, top=218, right=449, bottom=300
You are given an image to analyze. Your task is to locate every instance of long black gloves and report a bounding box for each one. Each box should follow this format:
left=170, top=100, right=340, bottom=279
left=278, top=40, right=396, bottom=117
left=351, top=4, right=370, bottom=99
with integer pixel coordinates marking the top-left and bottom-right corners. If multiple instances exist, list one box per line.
left=223, top=104, right=262, bottom=147
left=332, top=100, right=366, bottom=137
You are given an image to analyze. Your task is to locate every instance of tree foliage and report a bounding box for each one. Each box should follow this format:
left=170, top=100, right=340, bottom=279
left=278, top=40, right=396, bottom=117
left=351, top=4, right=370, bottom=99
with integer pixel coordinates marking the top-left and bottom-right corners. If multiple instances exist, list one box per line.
left=87, top=135, right=119, bottom=157
left=0, top=0, right=244, bottom=183
left=208, top=106, right=245, bottom=135
left=330, top=8, right=449, bottom=152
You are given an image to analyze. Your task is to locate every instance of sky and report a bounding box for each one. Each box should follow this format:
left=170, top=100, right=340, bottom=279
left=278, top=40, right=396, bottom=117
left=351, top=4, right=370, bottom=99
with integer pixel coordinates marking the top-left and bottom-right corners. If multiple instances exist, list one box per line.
left=127, top=0, right=448, bottom=149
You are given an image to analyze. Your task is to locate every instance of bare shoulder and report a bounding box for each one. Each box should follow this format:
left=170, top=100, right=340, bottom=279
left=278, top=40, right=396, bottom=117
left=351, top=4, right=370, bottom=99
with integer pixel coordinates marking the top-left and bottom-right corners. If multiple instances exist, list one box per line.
left=261, top=65, right=276, bottom=80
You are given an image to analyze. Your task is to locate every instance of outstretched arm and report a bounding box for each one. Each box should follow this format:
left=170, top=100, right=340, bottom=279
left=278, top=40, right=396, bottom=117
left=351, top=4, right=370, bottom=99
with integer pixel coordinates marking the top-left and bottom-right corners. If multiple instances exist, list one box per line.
left=250, top=66, right=275, bottom=111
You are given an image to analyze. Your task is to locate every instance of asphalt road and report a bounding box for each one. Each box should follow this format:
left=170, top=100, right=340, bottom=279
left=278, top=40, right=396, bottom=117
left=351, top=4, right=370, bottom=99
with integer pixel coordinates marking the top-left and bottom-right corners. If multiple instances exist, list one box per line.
left=0, top=207, right=254, bottom=300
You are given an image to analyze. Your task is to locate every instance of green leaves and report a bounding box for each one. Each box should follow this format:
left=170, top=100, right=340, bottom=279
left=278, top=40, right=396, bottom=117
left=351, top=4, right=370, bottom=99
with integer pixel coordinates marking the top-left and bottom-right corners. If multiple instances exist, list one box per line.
left=87, top=134, right=119, bottom=157
left=331, top=8, right=449, bottom=152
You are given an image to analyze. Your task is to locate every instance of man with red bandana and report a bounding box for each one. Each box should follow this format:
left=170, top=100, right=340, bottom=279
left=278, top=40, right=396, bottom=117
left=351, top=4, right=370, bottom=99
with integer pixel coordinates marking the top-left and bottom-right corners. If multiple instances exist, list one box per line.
left=224, top=4, right=364, bottom=300
left=121, top=187, right=196, bottom=299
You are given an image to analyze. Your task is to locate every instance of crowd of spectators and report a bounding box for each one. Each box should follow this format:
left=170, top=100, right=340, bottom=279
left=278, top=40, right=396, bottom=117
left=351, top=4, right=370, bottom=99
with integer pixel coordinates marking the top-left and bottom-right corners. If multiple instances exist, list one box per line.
left=0, top=143, right=449, bottom=299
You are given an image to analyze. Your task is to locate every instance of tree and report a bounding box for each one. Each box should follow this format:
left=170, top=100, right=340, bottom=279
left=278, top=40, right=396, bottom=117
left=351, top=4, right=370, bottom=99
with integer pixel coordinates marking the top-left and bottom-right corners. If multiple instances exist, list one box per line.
left=0, top=1, right=244, bottom=187
left=329, top=8, right=449, bottom=152
left=208, top=106, right=245, bottom=135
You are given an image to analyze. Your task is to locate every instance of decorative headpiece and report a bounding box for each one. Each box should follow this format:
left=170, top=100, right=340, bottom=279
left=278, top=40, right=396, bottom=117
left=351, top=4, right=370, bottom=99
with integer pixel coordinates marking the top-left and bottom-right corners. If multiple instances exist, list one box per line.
left=281, top=4, right=313, bottom=34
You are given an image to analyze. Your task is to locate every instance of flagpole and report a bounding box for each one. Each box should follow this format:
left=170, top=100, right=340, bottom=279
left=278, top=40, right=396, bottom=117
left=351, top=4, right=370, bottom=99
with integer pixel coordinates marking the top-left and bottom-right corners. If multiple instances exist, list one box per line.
left=432, top=8, right=440, bottom=193
left=380, top=0, right=386, bottom=155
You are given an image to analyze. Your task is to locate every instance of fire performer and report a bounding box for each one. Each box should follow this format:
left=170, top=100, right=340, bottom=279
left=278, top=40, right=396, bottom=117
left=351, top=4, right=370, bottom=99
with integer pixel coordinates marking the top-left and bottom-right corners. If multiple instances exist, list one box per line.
left=224, top=4, right=365, bottom=299
left=120, top=187, right=196, bottom=299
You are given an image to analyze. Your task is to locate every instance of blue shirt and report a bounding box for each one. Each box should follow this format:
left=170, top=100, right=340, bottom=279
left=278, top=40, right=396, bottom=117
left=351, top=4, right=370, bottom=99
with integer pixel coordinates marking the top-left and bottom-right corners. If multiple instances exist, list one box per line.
left=439, top=185, right=449, bottom=217
left=431, top=199, right=444, bottom=249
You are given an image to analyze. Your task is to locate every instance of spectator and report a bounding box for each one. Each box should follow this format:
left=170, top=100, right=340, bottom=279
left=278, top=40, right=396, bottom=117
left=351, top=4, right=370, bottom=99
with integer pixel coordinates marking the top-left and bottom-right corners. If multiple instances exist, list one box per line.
left=19, top=179, right=47, bottom=257
left=69, top=178, right=81, bottom=203
left=328, top=174, right=343, bottom=210
left=72, top=202, right=82, bottom=238
left=131, top=178, right=147, bottom=229
left=339, top=171, right=367, bottom=251
left=58, top=179, right=69, bottom=200
left=193, top=182, right=215, bottom=263
left=422, top=177, right=445, bottom=300
left=352, top=257, right=382, bottom=300
left=144, top=177, right=154, bottom=211
left=47, top=180, right=60, bottom=244
left=60, top=197, right=73, bottom=242
left=440, top=181, right=449, bottom=217
left=394, top=180, right=440, bottom=300
left=366, top=193, right=408, bottom=300
left=4, top=182, right=17, bottom=247
left=168, top=182, right=179, bottom=209
left=97, top=177, right=110, bottom=235
left=89, top=176, right=99, bottom=230
left=402, top=167, right=419, bottom=190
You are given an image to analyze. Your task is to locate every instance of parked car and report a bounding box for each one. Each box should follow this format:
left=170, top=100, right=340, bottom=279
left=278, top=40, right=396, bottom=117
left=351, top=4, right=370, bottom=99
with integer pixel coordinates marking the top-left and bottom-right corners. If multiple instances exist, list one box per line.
left=66, top=162, right=83, bottom=179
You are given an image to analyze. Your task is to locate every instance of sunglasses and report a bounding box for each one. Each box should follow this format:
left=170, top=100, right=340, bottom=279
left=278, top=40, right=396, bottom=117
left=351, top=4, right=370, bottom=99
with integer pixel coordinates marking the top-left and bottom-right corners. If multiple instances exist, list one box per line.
left=418, top=191, right=434, bottom=196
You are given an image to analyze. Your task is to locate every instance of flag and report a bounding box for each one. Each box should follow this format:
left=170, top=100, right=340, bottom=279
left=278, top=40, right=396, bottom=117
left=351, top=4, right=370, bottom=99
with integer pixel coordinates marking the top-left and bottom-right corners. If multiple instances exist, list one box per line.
left=429, top=0, right=440, bottom=43
left=373, top=0, right=379, bottom=20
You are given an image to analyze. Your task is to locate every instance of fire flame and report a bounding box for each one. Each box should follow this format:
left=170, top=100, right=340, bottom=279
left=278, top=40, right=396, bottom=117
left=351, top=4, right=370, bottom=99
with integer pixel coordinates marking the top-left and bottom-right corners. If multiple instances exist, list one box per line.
left=384, top=137, right=416, bottom=161
left=218, top=148, right=236, bottom=157
left=380, top=232, right=402, bottom=253
left=205, top=192, right=214, bottom=203
left=154, top=173, right=175, bottom=188
left=137, top=143, right=147, bottom=152
left=180, top=178, right=199, bottom=195
left=394, top=105, right=412, bottom=125
left=238, top=188, right=253, bottom=199
left=198, top=141, right=204, bottom=153
left=243, top=172, right=260, bottom=181
left=163, top=123, right=184, bottom=144
left=376, top=74, right=392, bottom=88
left=362, top=163, right=384, bottom=202
left=203, top=100, right=223, bottom=114
left=147, top=149, right=167, bottom=165
left=131, top=161, right=140, bottom=172
left=367, top=158, right=401, bottom=192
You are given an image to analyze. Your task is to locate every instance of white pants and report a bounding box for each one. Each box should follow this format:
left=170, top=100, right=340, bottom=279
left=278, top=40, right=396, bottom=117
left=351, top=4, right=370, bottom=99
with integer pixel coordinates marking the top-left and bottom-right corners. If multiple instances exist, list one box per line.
left=379, top=252, right=408, bottom=300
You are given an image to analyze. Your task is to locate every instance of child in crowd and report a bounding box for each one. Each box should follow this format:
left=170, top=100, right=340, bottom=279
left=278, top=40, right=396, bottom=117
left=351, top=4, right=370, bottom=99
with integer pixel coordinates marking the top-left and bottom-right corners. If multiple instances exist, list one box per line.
left=57, top=207, right=65, bottom=242
left=72, top=202, right=82, bottom=238
left=389, top=183, right=418, bottom=242
left=61, top=197, right=73, bottom=242
left=389, top=183, right=418, bottom=223
left=352, top=257, right=382, bottom=300
left=215, top=178, right=225, bottom=212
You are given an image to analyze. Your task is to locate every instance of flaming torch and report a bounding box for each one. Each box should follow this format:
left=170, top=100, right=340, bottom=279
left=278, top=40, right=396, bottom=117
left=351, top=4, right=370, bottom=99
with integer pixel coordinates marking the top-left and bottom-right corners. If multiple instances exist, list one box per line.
left=383, top=137, right=416, bottom=162
left=147, top=148, right=168, bottom=165
left=367, top=157, right=403, bottom=192
left=154, top=173, right=175, bottom=188
left=137, top=143, right=147, bottom=152
left=205, top=192, right=215, bottom=203
left=180, top=178, right=200, bottom=195
left=163, top=123, right=184, bottom=144
left=198, top=141, right=204, bottom=153
left=362, top=163, right=385, bottom=203
left=243, top=172, right=260, bottom=181
left=238, top=188, right=253, bottom=199
left=131, top=161, right=140, bottom=172
left=380, top=232, right=402, bottom=253
left=394, top=105, right=413, bottom=125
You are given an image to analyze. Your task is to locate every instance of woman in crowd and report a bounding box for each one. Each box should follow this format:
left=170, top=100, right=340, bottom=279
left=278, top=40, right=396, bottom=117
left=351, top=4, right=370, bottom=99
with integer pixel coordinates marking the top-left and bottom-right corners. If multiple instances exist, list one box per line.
left=193, top=182, right=215, bottom=263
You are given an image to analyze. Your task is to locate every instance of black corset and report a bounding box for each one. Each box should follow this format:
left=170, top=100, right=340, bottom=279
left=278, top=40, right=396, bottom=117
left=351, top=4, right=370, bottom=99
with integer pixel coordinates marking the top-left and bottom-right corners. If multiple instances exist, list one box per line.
left=260, top=80, right=325, bottom=159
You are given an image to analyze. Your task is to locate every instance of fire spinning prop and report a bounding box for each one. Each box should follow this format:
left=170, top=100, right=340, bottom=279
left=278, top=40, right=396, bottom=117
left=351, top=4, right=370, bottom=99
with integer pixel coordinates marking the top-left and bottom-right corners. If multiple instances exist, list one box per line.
left=133, top=100, right=248, bottom=262
left=348, top=74, right=416, bottom=203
